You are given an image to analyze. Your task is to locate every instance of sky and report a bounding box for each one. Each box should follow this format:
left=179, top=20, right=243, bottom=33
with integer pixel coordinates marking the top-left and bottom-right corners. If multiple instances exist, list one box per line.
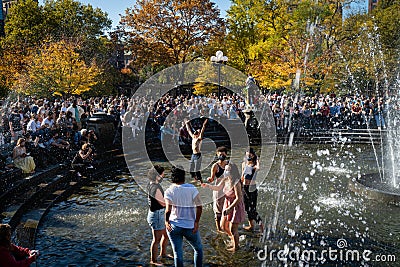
left=39, top=0, right=232, bottom=30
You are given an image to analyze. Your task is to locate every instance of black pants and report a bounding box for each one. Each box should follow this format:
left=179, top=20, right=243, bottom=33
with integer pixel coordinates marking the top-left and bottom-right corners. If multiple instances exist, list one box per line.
left=243, top=185, right=262, bottom=223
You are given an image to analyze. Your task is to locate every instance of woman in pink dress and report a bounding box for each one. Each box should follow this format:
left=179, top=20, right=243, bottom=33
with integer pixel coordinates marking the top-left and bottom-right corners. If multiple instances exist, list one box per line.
left=202, top=163, right=245, bottom=251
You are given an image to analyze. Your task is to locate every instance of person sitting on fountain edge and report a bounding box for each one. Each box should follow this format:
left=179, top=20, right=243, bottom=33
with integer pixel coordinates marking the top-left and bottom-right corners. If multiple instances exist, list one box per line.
left=0, top=223, right=39, bottom=267
left=71, top=143, right=95, bottom=177
left=184, top=117, right=208, bottom=183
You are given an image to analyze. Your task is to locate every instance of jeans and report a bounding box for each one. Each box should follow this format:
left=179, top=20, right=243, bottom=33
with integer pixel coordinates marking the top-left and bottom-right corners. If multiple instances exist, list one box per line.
left=374, top=114, right=386, bottom=128
left=167, top=224, right=203, bottom=267
left=190, top=153, right=202, bottom=181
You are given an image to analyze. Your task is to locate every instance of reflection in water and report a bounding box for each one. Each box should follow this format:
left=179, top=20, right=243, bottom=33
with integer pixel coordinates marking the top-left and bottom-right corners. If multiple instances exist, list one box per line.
left=36, top=144, right=400, bottom=266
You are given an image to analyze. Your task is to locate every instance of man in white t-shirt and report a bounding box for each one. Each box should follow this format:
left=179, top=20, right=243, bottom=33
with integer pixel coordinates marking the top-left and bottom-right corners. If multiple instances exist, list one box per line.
left=165, top=166, right=203, bottom=267
left=41, top=112, right=54, bottom=128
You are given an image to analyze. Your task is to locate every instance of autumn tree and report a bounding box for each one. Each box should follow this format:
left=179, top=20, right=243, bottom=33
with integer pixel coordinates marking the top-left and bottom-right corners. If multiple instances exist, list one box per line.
left=323, top=0, right=400, bottom=96
left=192, top=62, right=219, bottom=95
left=41, top=0, right=111, bottom=63
left=225, top=0, right=372, bottom=94
left=120, top=0, right=226, bottom=78
left=225, top=0, right=306, bottom=91
left=0, top=42, right=25, bottom=97
left=0, top=0, right=112, bottom=95
left=0, top=0, right=42, bottom=96
left=18, top=40, right=101, bottom=97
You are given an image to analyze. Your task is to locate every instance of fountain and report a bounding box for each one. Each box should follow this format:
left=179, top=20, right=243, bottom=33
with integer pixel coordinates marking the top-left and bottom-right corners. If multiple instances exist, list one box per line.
left=348, top=26, right=400, bottom=202
left=10, top=7, right=400, bottom=267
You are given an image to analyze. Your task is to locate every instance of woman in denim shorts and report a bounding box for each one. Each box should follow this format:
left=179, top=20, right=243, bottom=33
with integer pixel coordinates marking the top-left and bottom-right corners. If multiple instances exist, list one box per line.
left=147, top=165, right=170, bottom=265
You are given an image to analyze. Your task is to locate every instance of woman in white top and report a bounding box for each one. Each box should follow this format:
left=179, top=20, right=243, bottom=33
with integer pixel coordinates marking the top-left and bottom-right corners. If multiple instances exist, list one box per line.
left=241, top=148, right=264, bottom=233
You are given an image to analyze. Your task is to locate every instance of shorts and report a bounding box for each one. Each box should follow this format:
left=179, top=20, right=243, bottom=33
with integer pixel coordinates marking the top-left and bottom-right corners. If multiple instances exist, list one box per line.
left=147, top=209, right=165, bottom=230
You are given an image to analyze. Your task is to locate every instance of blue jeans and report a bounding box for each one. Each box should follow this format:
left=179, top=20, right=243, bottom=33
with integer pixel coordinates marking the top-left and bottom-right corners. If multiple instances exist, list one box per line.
left=190, top=153, right=202, bottom=181
left=374, top=114, right=386, bottom=128
left=167, top=224, right=203, bottom=267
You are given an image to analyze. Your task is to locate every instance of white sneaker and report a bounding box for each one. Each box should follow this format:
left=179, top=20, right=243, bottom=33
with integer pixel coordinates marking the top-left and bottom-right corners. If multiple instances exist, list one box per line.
left=38, top=143, right=45, bottom=148
left=87, top=165, right=94, bottom=169
left=77, top=172, right=82, bottom=177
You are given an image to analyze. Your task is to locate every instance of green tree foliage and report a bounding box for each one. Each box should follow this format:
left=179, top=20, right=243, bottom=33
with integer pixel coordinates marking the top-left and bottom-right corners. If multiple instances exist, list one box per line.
left=41, top=0, right=112, bottom=62
left=329, top=1, right=400, bottom=95
left=373, top=0, right=400, bottom=50
left=4, top=0, right=43, bottom=47
left=41, top=0, right=111, bottom=39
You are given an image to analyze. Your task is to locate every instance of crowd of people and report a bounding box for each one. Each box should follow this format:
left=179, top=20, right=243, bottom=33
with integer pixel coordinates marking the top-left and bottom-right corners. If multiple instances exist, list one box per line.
left=0, top=91, right=393, bottom=266
left=0, top=91, right=391, bottom=149
left=0, top=91, right=392, bottom=181
left=266, top=93, right=390, bottom=132
left=0, top=97, right=116, bottom=174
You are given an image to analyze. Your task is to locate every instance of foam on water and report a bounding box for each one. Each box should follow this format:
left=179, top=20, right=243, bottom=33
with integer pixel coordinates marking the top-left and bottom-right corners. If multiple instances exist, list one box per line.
left=323, top=166, right=353, bottom=175
left=316, top=193, right=353, bottom=210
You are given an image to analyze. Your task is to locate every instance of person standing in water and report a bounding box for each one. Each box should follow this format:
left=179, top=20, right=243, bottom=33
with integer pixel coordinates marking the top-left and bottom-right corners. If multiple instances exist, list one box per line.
left=165, top=166, right=203, bottom=267
left=207, top=146, right=229, bottom=232
left=241, top=148, right=264, bottom=233
left=146, top=165, right=171, bottom=266
left=184, top=118, right=208, bottom=183
left=202, top=163, right=245, bottom=252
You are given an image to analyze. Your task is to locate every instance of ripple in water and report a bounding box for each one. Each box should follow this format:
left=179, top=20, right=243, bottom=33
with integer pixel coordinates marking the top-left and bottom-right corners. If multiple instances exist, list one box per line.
left=35, top=177, right=264, bottom=266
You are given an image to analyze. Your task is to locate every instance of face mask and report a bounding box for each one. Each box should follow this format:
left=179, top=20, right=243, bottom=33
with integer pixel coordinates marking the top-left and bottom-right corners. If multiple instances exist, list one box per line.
left=217, top=155, right=226, bottom=161
left=158, top=175, right=164, bottom=183
left=224, top=170, right=230, bottom=178
left=247, top=157, right=253, bottom=161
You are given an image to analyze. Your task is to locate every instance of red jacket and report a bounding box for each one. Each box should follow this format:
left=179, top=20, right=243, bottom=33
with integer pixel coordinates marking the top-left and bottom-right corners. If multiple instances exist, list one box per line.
left=0, top=244, right=35, bottom=267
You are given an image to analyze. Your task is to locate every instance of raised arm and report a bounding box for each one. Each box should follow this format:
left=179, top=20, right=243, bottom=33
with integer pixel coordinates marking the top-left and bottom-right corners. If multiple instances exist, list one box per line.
left=184, top=118, right=194, bottom=138
left=79, top=148, right=92, bottom=160
left=199, top=119, right=208, bottom=139
left=254, top=159, right=260, bottom=171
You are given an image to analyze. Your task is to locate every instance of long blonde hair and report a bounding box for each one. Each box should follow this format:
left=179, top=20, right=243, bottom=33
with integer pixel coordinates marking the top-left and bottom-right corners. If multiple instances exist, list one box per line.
left=224, top=163, right=241, bottom=189
left=16, top=138, right=26, bottom=147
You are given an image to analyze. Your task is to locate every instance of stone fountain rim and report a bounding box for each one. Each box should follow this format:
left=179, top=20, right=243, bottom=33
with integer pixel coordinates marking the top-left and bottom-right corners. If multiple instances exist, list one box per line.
left=348, top=173, right=400, bottom=203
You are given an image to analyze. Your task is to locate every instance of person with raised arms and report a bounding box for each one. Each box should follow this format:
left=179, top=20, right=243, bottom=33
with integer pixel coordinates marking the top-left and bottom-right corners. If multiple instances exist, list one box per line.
left=184, top=118, right=208, bottom=183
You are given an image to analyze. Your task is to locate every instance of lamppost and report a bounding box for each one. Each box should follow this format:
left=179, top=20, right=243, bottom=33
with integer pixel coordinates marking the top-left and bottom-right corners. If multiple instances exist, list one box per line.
left=211, top=51, right=228, bottom=100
